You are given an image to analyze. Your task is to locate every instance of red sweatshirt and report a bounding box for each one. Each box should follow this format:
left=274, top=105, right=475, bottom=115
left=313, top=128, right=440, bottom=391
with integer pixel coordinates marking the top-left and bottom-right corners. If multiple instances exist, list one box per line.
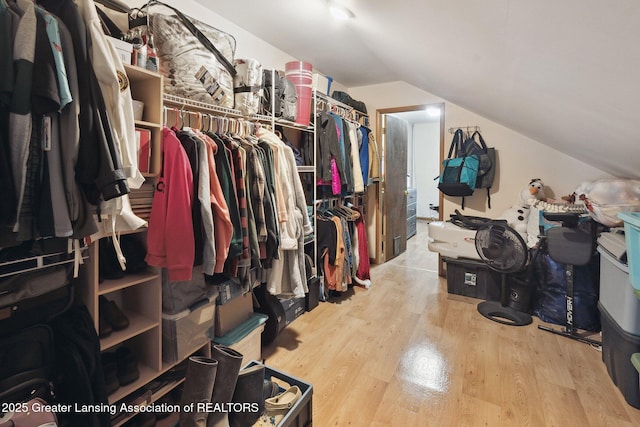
left=145, top=127, right=195, bottom=281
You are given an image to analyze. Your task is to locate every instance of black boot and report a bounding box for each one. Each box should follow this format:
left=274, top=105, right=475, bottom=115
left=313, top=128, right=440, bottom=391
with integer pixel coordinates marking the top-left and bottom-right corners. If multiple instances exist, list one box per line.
left=206, top=345, right=244, bottom=427
left=180, top=356, right=218, bottom=427
left=229, top=364, right=265, bottom=427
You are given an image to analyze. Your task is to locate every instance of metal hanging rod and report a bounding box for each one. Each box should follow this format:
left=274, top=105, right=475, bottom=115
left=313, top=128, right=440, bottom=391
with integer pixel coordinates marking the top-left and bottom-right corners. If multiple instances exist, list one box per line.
left=448, top=126, right=480, bottom=134
left=163, top=94, right=314, bottom=130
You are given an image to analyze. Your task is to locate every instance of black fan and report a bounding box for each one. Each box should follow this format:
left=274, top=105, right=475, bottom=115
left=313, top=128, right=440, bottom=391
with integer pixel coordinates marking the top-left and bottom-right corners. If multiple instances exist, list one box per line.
left=474, top=222, right=533, bottom=326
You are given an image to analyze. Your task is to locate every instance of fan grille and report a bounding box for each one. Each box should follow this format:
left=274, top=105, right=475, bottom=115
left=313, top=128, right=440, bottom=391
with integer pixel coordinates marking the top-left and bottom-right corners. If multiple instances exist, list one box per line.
left=474, top=223, right=528, bottom=273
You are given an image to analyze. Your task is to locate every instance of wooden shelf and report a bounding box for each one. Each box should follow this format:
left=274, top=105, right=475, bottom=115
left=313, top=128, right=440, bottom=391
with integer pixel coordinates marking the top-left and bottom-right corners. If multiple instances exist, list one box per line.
left=98, top=271, right=161, bottom=295
left=100, top=313, right=159, bottom=352
left=134, top=119, right=161, bottom=129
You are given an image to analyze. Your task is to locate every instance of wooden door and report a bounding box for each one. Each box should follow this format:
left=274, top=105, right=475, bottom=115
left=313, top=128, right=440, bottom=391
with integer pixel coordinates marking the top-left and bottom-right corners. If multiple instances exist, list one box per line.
left=383, top=115, right=408, bottom=261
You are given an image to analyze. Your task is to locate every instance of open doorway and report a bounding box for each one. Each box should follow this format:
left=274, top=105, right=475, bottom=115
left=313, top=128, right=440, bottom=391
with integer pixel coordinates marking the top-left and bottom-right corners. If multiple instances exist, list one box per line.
left=373, top=103, right=445, bottom=263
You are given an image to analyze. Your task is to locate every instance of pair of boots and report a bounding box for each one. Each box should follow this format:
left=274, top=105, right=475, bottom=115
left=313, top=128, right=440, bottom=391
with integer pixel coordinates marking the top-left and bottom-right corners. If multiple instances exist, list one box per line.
left=179, top=345, right=265, bottom=427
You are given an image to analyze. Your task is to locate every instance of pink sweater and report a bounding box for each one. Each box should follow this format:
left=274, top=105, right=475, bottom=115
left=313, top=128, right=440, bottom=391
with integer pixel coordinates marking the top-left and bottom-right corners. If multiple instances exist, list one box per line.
left=145, top=127, right=195, bottom=281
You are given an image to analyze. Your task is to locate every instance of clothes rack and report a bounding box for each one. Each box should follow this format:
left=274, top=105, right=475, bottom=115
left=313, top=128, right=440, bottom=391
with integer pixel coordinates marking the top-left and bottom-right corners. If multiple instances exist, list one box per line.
left=448, top=126, right=480, bottom=134
left=314, top=92, right=362, bottom=127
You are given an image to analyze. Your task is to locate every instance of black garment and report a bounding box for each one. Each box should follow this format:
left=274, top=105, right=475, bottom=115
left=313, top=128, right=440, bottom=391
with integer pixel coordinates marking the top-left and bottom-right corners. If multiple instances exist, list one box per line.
left=37, top=0, right=129, bottom=204
left=316, top=216, right=338, bottom=267
left=0, top=9, right=17, bottom=227
left=239, top=140, right=261, bottom=269
left=56, top=17, right=97, bottom=238
left=176, top=130, right=203, bottom=267
left=341, top=120, right=354, bottom=194
left=256, top=141, right=280, bottom=267
left=32, top=12, right=61, bottom=240
left=49, top=305, right=111, bottom=427
left=300, top=130, right=314, bottom=166
left=316, top=112, right=343, bottom=183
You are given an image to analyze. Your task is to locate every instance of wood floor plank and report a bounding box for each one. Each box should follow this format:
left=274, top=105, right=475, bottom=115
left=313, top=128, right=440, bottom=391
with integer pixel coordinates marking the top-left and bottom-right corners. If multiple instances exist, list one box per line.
left=261, top=220, right=640, bottom=426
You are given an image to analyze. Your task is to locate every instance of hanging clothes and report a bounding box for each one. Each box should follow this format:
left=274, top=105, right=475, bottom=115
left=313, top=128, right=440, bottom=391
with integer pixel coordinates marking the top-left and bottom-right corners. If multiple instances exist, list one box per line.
left=258, top=127, right=312, bottom=297
left=74, top=0, right=143, bottom=190
left=355, top=213, right=371, bottom=281
left=176, top=130, right=204, bottom=266
left=358, top=126, right=370, bottom=186
left=146, top=127, right=195, bottom=281
left=368, top=132, right=381, bottom=181
left=37, top=0, right=130, bottom=206
left=347, top=122, right=364, bottom=193
left=0, top=4, right=18, bottom=230
left=208, top=131, right=243, bottom=261
left=255, top=140, right=280, bottom=268
left=202, top=131, right=233, bottom=274
left=316, top=112, right=344, bottom=188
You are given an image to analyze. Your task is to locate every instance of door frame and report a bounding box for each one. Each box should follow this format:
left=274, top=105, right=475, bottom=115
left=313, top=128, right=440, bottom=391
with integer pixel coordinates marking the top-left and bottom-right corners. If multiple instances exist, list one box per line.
left=375, top=103, right=445, bottom=270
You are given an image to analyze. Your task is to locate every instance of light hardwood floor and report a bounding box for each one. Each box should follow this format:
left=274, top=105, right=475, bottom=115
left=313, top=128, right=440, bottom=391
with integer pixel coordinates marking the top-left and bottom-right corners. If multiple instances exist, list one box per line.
left=263, top=220, right=640, bottom=426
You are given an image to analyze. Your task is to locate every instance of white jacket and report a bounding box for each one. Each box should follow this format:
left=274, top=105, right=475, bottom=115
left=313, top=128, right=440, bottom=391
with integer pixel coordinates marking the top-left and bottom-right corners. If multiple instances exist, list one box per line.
left=76, top=0, right=146, bottom=266
left=257, top=128, right=312, bottom=296
left=74, top=0, right=144, bottom=190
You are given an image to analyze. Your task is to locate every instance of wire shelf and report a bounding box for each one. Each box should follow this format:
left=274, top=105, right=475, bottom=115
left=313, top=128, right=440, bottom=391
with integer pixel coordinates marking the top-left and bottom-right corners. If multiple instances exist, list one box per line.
left=163, top=94, right=244, bottom=118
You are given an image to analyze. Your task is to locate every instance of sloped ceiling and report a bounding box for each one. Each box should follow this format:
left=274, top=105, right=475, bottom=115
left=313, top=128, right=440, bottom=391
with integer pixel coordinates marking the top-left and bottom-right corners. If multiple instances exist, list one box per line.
left=196, top=0, right=640, bottom=179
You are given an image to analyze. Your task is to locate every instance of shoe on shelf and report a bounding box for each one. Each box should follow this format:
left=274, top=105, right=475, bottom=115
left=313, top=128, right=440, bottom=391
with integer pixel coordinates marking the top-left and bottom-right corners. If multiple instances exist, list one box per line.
left=116, top=346, right=140, bottom=386
left=100, top=295, right=130, bottom=331
left=99, top=312, right=113, bottom=338
left=101, top=352, right=120, bottom=395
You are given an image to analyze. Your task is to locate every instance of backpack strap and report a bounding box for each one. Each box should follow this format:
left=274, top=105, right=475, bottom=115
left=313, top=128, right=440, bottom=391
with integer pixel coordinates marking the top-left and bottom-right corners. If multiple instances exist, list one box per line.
left=470, top=130, right=488, bottom=152
left=447, top=128, right=464, bottom=159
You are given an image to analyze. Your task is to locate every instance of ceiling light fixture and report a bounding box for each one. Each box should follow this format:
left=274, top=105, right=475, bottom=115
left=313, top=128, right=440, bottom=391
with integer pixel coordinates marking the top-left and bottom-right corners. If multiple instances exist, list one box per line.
left=329, top=4, right=354, bottom=20
left=425, top=107, right=441, bottom=117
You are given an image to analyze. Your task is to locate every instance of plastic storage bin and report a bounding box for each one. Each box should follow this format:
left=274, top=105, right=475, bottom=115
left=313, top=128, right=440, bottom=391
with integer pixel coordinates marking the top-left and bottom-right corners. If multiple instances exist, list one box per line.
left=162, top=297, right=216, bottom=364
left=599, top=302, right=640, bottom=409
left=618, top=212, right=640, bottom=294
left=597, top=246, right=640, bottom=334
left=245, top=361, right=313, bottom=427
left=213, top=313, right=267, bottom=367
left=443, top=257, right=501, bottom=301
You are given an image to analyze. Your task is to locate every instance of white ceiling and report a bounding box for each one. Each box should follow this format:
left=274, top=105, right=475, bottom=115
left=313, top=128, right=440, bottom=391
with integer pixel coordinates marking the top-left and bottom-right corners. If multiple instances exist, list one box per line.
left=196, top=0, right=640, bottom=179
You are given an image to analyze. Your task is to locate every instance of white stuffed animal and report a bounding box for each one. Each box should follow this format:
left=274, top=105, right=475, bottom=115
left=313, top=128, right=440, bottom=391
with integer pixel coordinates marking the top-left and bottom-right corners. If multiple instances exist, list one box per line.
left=500, top=179, right=548, bottom=237
left=520, top=178, right=547, bottom=205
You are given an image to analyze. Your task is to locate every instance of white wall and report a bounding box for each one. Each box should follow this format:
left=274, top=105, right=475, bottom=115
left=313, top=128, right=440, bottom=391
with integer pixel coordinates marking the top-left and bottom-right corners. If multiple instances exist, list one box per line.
left=413, top=122, right=440, bottom=218
left=349, top=81, right=614, bottom=221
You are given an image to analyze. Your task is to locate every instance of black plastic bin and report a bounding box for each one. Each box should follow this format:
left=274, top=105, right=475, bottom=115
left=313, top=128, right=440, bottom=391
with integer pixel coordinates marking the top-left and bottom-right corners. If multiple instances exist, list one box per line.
left=246, top=361, right=313, bottom=427
left=443, top=257, right=501, bottom=301
left=600, top=302, right=640, bottom=408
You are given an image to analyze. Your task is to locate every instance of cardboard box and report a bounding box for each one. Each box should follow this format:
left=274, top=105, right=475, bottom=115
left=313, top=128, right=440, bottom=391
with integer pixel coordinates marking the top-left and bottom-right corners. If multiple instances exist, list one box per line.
left=106, top=36, right=133, bottom=65
left=162, top=297, right=216, bottom=364
left=214, top=291, right=253, bottom=337
left=312, top=73, right=332, bottom=96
